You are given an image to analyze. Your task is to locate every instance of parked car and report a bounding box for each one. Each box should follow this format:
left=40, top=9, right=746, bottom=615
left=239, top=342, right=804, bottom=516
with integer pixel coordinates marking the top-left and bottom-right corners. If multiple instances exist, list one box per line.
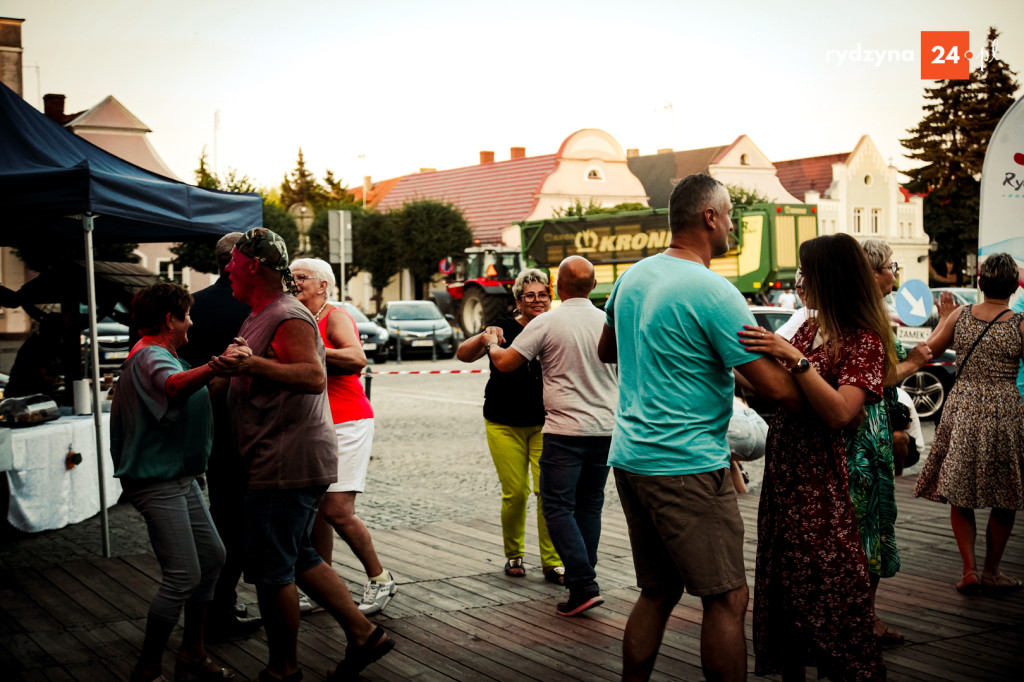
left=738, top=307, right=795, bottom=416
left=376, top=300, right=456, bottom=359
left=331, top=302, right=390, bottom=364
left=81, top=318, right=130, bottom=376
left=899, top=341, right=956, bottom=421
left=741, top=306, right=954, bottom=421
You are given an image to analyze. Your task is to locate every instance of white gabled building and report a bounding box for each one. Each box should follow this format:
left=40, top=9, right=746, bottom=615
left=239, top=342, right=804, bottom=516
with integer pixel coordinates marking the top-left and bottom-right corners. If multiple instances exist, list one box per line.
left=775, top=135, right=930, bottom=285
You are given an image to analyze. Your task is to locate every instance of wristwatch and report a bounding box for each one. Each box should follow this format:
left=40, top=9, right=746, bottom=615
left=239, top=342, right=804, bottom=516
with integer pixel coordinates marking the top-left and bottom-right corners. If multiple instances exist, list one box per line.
left=791, top=357, right=811, bottom=374
left=485, top=341, right=498, bottom=353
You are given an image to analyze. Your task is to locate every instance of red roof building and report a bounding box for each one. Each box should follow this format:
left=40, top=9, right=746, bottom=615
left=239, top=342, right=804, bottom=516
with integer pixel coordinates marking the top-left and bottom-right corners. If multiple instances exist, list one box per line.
left=373, top=129, right=650, bottom=245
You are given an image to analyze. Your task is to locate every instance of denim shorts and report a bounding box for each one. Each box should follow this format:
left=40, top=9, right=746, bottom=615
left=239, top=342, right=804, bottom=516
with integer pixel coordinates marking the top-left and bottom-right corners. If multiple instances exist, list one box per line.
left=243, top=486, right=327, bottom=586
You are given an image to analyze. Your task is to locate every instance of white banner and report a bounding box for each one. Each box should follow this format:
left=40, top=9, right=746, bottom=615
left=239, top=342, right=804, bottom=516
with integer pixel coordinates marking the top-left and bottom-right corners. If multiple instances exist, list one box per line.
left=978, top=95, right=1024, bottom=304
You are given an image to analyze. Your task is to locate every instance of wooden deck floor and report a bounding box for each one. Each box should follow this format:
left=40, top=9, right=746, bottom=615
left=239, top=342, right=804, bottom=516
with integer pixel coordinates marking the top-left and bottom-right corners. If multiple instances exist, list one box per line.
left=2, top=476, right=1022, bottom=681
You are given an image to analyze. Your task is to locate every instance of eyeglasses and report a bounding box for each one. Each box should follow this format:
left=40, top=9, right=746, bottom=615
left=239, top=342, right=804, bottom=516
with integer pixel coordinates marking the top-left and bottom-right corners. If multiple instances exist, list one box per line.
left=293, top=274, right=312, bottom=283
left=520, top=292, right=551, bottom=302
left=879, top=262, right=899, bottom=275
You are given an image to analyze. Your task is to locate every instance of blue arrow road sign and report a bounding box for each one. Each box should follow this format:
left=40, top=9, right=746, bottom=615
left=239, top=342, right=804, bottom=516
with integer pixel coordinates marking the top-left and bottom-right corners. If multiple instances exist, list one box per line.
left=895, top=279, right=933, bottom=327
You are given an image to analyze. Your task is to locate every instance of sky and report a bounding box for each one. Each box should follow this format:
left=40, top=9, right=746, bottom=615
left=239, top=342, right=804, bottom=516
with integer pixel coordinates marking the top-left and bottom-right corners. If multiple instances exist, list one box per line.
left=7, top=0, right=1024, bottom=193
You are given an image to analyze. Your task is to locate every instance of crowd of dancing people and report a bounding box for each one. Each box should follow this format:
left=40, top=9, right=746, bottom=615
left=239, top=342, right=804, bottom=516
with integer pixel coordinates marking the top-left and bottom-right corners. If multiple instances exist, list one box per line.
left=108, top=174, right=1023, bottom=682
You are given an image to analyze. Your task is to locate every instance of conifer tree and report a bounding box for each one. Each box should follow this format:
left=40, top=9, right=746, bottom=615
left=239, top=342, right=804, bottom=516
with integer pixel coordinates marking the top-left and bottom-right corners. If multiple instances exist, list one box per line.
left=902, top=27, right=1018, bottom=284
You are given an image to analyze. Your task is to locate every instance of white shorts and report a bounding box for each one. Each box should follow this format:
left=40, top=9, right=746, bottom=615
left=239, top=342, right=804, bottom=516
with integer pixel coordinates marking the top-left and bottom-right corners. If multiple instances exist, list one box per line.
left=326, top=418, right=374, bottom=493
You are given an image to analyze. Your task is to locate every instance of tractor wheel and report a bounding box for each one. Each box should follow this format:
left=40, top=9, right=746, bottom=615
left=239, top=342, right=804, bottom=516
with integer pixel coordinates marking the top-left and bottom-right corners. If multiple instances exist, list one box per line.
left=460, top=288, right=510, bottom=335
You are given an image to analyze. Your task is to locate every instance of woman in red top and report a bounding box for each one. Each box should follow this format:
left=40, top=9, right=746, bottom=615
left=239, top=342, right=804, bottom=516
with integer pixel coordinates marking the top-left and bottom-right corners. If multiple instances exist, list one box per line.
left=290, top=258, right=397, bottom=616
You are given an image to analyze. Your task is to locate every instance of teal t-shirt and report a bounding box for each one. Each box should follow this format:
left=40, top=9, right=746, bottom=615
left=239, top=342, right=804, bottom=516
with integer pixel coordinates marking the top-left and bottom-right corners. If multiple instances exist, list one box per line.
left=605, top=254, right=759, bottom=475
left=110, top=345, right=214, bottom=480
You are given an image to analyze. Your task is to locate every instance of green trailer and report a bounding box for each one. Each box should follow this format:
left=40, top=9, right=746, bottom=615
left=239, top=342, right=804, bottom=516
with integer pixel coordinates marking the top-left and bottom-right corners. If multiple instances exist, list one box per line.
left=518, top=203, right=818, bottom=302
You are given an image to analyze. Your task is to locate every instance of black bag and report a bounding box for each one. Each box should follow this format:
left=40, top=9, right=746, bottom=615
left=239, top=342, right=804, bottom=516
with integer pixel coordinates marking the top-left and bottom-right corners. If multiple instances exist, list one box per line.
left=889, top=399, right=912, bottom=432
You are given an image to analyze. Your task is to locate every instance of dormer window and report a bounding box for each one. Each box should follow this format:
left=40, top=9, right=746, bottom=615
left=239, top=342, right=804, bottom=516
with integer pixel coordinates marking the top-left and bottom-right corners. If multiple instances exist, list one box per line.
left=586, top=167, right=604, bottom=181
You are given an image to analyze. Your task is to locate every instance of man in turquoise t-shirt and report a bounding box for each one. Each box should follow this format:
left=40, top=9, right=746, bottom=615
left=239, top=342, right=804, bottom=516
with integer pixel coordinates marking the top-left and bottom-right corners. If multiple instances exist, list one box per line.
left=598, top=174, right=800, bottom=682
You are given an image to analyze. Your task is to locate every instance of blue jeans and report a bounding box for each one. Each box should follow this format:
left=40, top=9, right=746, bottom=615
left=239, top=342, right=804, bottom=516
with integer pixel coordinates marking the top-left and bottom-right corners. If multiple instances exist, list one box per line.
left=539, top=434, right=611, bottom=595
left=122, top=476, right=226, bottom=625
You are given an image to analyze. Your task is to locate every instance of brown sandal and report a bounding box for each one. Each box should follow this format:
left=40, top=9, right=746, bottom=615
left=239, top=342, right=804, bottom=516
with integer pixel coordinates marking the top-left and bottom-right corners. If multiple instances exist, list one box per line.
left=981, top=572, right=1023, bottom=594
left=955, top=570, right=982, bottom=595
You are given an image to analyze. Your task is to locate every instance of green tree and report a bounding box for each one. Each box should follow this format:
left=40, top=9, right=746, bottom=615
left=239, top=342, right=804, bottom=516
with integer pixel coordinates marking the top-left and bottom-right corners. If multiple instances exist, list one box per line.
left=170, top=151, right=261, bottom=275
left=263, top=201, right=299, bottom=259
left=281, top=148, right=330, bottom=210
left=902, top=27, right=1018, bottom=284
left=726, top=184, right=771, bottom=207
left=552, top=199, right=651, bottom=218
left=354, top=211, right=402, bottom=312
left=395, top=200, right=474, bottom=297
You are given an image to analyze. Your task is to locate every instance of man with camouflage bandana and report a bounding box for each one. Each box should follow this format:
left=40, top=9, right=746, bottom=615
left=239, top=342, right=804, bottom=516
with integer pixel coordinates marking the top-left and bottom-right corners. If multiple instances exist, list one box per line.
left=212, top=228, right=393, bottom=681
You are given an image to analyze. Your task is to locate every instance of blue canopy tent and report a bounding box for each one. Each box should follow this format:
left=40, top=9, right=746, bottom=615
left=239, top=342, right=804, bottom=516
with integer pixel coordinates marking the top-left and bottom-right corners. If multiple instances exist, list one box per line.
left=0, top=81, right=262, bottom=555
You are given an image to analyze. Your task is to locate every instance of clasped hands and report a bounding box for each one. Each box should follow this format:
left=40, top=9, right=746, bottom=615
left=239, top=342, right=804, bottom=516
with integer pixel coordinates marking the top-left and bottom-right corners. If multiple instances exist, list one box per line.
left=208, top=336, right=253, bottom=376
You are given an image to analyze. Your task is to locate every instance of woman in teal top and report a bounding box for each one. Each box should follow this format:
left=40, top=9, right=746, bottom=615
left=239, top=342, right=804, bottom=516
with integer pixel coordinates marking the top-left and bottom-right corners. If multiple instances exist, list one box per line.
left=846, top=240, right=932, bottom=645
left=111, top=283, right=237, bottom=682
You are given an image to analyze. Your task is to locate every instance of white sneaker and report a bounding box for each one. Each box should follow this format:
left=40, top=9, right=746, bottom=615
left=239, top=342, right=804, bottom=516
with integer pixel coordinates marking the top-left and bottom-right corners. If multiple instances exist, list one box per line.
left=298, top=594, right=318, bottom=614
left=358, top=571, right=398, bottom=615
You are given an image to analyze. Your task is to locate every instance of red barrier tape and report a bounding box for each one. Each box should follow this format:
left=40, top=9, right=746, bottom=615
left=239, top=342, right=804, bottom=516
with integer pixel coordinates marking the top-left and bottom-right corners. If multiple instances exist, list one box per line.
left=364, top=369, right=491, bottom=376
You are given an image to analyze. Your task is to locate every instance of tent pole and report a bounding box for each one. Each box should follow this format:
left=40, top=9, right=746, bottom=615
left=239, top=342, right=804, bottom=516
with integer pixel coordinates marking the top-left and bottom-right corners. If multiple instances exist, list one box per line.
left=83, top=214, right=111, bottom=558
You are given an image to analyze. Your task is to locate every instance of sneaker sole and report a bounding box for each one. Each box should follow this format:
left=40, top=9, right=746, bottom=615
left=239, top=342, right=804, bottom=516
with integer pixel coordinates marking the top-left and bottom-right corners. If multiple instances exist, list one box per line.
left=557, top=595, right=604, bottom=617
left=358, top=584, right=398, bottom=615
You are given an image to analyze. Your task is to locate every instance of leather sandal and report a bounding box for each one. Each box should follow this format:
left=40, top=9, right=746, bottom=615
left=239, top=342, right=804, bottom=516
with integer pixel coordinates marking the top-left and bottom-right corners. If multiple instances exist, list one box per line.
left=955, top=570, right=982, bottom=595
left=543, top=566, right=565, bottom=585
left=981, top=572, right=1023, bottom=594
left=174, top=653, right=235, bottom=681
left=327, top=626, right=394, bottom=681
left=504, top=557, right=526, bottom=577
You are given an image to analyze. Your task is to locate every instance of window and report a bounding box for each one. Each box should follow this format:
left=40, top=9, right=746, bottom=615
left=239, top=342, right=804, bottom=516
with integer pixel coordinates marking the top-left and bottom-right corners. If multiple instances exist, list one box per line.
left=853, top=208, right=864, bottom=233
left=157, top=258, right=181, bottom=284
left=585, top=167, right=604, bottom=181
left=871, top=208, right=881, bottom=234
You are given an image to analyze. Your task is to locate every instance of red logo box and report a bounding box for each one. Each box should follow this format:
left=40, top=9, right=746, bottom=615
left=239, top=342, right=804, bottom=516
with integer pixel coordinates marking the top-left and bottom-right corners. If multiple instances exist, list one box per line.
left=921, top=31, right=971, bottom=79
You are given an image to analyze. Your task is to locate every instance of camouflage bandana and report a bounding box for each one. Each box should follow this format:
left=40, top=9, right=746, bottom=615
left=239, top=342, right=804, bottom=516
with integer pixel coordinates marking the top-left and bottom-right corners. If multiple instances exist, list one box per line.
left=235, top=227, right=298, bottom=293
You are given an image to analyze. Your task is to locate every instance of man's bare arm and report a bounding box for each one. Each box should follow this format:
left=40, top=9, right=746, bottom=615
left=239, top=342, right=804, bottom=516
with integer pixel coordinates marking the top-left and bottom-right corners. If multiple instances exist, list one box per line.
left=480, top=331, right=528, bottom=373
left=211, top=319, right=326, bottom=393
left=734, top=356, right=802, bottom=412
left=597, top=324, right=617, bottom=363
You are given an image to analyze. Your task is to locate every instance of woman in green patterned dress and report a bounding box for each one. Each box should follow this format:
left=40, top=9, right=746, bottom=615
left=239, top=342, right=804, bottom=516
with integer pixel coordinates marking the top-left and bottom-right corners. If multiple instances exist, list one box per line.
left=846, top=239, right=933, bottom=644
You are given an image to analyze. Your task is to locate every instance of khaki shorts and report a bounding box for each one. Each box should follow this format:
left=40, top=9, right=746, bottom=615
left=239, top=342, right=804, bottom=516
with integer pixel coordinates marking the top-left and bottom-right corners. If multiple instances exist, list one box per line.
left=614, top=467, right=746, bottom=597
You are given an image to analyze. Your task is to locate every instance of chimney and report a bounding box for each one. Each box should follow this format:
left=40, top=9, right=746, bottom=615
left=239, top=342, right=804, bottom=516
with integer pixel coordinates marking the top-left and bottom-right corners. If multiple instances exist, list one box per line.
left=43, top=93, right=66, bottom=123
left=419, top=168, right=436, bottom=173
left=657, top=148, right=674, bottom=155
left=626, top=148, right=639, bottom=158
left=510, top=147, right=526, bottom=160
left=363, top=176, right=372, bottom=193
left=479, top=151, right=495, bottom=164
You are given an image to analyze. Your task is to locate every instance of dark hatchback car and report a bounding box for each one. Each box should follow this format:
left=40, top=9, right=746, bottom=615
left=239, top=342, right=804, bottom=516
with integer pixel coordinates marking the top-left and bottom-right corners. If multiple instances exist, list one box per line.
left=332, top=302, right=390, bottom=364
left=376, top=301, right=456, bottom=359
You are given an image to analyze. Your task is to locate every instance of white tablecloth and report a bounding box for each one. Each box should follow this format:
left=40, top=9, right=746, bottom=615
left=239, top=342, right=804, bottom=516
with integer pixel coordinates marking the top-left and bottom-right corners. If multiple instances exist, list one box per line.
left=4, top=414, right=122, bottom=532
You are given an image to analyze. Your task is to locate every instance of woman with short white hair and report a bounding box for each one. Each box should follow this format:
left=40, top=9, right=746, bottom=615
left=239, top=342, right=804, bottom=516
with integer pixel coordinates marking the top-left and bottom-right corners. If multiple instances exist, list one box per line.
left=289, top=257, right=398, bottom=615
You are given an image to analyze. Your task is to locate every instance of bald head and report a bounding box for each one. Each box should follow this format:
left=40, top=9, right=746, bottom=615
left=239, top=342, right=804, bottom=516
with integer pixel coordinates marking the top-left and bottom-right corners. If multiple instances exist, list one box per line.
left=556, top=256, right=597, bottom=300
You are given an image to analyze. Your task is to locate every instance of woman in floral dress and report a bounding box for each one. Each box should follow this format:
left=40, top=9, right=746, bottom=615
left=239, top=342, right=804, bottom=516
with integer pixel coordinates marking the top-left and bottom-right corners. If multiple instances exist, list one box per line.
left=915, top=253, right=1024, bottom=594
left=741, top=233, right=896, bottom=681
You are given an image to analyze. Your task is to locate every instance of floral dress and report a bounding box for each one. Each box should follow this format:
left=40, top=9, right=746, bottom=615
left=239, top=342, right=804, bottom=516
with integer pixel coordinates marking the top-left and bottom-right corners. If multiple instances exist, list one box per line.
left=755, top=323, right=886, bottom=681
left=844, top=336, right=905, bottom=578
left=915, top=306, right=1024, bottom=509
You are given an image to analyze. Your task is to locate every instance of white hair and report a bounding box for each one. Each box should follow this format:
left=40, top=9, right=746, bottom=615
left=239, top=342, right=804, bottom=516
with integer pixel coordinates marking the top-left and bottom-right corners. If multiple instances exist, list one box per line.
left=288, top=257, right=336, bottom=288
